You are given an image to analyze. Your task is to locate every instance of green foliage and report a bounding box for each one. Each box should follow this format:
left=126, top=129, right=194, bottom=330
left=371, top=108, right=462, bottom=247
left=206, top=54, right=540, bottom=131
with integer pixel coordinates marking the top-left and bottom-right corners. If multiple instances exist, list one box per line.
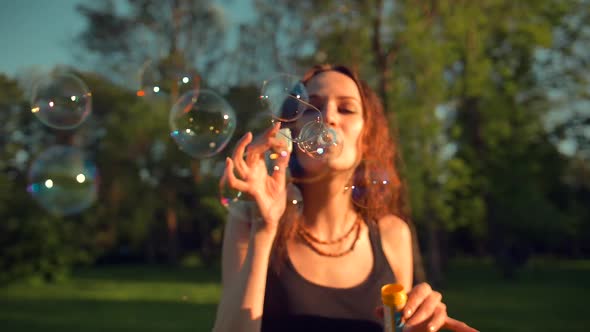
left=0, top=75, right=100, bottom=284
left=3, top=0, right=589, bottom=284
left=245, top=0, right=590, bottom=277
left=0, top=168, right=98, bottom=285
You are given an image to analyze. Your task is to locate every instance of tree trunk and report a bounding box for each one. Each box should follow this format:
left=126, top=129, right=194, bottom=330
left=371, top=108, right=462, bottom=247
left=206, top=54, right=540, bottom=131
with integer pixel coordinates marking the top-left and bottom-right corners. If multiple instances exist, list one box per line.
left=166, top=190, right=179, bottom=264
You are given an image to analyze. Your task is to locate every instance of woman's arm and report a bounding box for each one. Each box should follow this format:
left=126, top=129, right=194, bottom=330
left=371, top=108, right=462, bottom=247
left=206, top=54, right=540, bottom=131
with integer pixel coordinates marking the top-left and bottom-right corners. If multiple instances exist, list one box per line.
left=212, top=124, right=291, bottom=332
left=219, top=204, right=255, bottom=287
left=213, top=212, right=276, bottom=332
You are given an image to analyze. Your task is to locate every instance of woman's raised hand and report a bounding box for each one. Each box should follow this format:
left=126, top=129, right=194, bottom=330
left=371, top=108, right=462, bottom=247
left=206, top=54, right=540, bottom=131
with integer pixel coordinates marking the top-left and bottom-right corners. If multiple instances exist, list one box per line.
left=223, top=122, right=291, bottom=236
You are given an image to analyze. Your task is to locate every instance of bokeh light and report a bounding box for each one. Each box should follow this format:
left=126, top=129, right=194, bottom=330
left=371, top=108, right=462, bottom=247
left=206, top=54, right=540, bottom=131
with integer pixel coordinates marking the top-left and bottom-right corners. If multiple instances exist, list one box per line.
left=138, top=59, right=199, bottom=99
left=30, top=72, right=92, bottom=130
left=27, top=145, right=98, bottom=216
left=138, top=59, right=165, bottom=98
left=169, top=89, right=237, bottom=159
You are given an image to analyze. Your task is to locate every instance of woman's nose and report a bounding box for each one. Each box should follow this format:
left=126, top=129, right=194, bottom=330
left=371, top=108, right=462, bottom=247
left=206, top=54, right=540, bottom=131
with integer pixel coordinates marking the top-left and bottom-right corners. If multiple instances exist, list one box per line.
left=321, top=101, right=338, bottom=126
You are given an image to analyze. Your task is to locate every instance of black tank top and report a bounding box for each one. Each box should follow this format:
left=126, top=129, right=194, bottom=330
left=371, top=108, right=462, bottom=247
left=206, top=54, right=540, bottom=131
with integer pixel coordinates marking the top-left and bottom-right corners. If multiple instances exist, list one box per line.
left=261, top=221, right=397, bottom=332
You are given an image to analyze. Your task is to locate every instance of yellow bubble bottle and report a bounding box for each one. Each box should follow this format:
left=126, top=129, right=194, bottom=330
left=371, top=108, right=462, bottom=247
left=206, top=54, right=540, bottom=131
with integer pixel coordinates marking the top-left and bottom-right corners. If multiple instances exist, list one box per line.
left=381, top=283, right=407, bottom=332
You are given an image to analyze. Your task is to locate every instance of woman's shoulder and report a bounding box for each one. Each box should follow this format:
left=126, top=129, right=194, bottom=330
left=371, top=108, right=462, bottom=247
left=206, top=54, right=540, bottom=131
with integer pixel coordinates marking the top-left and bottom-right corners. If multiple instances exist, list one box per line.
left=376, top=214, right=413, bottom=289
left=376, top=214, right=411, bottom=245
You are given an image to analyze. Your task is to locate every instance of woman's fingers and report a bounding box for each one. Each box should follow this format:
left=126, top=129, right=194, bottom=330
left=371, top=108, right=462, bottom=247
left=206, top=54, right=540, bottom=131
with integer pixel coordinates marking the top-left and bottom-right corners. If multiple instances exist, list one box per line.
left=271, top=144, right=290, bottom=183
left=424, top=303, right=446, bottom=331
left=443, top=317, right=479, bottom=332
left=224, top=158, right=249, bottom=193
left=396, top=282, right=479, bottom=332
left=404, top=283, right=432, bottom=319
left=405, top=290, right=442, bottom=326
left=246, top=123, right=282, bottom=163
left=232, top=132, right=253, bottom=177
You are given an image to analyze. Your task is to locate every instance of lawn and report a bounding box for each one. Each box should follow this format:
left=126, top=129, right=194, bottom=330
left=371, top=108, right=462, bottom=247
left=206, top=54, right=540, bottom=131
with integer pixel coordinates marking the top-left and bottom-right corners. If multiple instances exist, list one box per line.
left=0, top=259, right=588, bottom=331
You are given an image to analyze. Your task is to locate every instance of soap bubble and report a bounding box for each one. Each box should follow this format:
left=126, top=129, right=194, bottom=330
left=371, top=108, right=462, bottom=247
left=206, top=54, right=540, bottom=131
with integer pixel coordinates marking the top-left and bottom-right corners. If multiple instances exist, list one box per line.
left=287, top=183, right=303, bottom=209
left=263, top=84, right=342, bottom=161
left=219, top=178, right=250, bottom=209
left=272, top=96, right=342, bottom=161
left=219, top=173, right=259, bottom=223
left=169, top=89, right=237, bottom=159
left=296, top=121, right=343, bottom=160
left=137, top=60, right=165, bottom=98
left=30, top=72, right=92, bottom=130
left=138, top=59, right=199, bottom=99
left=260, top=73, right=309, bottom=122
left=346, top=161, right=397, bottom=210
left=27, top=145, right=98, bottom=216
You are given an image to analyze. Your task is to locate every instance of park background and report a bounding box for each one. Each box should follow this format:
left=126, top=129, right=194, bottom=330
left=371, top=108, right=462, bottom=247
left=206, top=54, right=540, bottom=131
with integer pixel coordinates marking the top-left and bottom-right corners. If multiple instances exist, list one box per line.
left=1, top=0, right=589, bottom=331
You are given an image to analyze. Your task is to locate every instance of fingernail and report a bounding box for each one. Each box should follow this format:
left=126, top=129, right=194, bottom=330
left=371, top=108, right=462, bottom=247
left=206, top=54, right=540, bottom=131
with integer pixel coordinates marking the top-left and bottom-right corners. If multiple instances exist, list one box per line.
left=404, top=309, right=412, bottom=318
left=428, top=325, right=436, bottom=331
left=280, top=150, right=288, bottom=157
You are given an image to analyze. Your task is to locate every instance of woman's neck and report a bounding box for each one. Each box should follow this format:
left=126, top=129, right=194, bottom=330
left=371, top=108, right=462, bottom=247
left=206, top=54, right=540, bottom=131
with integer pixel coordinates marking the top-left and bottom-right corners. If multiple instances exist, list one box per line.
left=299, top=172, right=358, bottom=241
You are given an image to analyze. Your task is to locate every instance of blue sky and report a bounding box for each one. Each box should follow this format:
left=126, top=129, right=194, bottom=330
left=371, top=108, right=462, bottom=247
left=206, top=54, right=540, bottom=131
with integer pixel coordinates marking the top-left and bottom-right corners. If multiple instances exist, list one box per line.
left=0, top=0, right=90, bottom=76
left=0, top=0, right=254, bottom=77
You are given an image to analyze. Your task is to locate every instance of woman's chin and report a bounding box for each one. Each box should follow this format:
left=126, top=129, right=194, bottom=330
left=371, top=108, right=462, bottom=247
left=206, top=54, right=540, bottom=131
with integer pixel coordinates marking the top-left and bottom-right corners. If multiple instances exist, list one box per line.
left=300, top=157, right=356, bottom=175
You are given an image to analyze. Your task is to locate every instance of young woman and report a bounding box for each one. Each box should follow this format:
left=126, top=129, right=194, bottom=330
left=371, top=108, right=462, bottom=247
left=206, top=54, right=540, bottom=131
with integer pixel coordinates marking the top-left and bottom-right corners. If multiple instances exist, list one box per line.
left=213, top=65, right=478, bottom=332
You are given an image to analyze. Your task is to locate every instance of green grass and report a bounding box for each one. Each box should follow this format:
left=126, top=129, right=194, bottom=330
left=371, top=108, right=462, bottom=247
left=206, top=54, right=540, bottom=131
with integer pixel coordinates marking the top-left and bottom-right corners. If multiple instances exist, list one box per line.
left=0, top=265, right=221, bottom=332
left=441, top=258, right=590, bottom=332
left=0, top=259, right=588, bottom=331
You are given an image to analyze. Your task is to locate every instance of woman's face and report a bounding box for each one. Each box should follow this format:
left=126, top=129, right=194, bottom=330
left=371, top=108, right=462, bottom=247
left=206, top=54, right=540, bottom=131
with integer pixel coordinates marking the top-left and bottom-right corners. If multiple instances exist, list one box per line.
left=294, top=71, right=364, bottom=174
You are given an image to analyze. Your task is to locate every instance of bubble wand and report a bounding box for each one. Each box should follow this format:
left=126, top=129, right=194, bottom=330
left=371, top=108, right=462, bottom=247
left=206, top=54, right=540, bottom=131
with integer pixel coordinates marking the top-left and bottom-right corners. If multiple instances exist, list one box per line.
left=381, top=283, right=407, bottom=332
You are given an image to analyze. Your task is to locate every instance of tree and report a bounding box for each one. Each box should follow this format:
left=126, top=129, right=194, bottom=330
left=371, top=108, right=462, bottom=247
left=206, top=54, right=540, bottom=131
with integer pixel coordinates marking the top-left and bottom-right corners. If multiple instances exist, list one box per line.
left=241, top=0, right=590, bottom=281
left=75, top=0, right=236, bottom=264
left=0, top=74, right=102, bottom=284
left=76, top=0, right=228, bottom=88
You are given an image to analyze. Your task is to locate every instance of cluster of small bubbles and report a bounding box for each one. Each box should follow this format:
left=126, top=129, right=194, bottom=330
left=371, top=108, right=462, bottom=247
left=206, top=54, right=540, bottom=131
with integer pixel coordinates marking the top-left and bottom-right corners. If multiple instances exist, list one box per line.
left=30, top=72, right=92, bottom=130
left=261, top=73, right=344, bottom=161
left=27, top=145, right=98, bottom=216
left=169, top=89, right=237, bottom=159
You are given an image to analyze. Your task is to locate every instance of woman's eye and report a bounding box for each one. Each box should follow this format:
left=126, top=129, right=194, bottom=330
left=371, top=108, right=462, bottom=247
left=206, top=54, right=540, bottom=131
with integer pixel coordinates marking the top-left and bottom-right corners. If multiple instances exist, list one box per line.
left=303, top=108, right=320, bottom=117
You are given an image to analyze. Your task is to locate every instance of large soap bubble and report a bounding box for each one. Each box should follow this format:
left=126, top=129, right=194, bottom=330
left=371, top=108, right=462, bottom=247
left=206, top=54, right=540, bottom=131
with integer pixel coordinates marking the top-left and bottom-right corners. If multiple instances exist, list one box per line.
left=296, top=120, right=343, bottom=160
left=169, top=89, right=237, bottom=159
left=30, top=72, right=92, bottom=130
left=27, top=145, right=98, bottom=216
